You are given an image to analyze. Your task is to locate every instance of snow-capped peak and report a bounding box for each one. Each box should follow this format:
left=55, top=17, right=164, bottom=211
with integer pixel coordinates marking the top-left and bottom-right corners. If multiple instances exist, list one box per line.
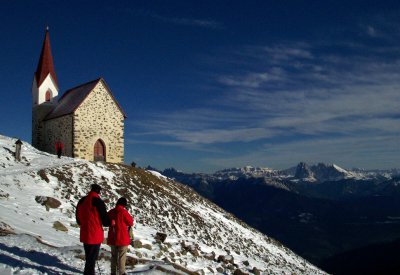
left=214, top=166, right=278, bottom=180
left=294, top=162, right=360, bottom=182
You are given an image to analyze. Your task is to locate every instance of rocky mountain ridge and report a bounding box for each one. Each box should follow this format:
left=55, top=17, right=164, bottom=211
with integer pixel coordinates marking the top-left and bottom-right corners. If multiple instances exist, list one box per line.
left=163, top=162, right=398, bottom=187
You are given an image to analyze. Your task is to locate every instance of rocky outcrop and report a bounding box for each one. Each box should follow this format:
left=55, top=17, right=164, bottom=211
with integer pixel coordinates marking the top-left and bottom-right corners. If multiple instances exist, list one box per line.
left=35, top=196, right=61, bottom=211
left=53, top=221, right=68, bottom=232
left=295, top=162, right=314, bottom=180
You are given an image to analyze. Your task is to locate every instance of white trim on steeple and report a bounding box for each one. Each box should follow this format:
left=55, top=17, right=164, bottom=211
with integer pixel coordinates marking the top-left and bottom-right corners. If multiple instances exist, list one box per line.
left=32, top=73, right=59, bottom=105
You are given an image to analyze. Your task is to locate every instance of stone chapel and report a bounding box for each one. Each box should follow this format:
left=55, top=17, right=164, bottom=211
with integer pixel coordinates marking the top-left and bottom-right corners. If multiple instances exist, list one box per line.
left=32, top=28, right=126, bottom=163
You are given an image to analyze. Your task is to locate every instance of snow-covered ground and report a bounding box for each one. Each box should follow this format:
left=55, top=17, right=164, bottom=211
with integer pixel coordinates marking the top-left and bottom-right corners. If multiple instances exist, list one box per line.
left=0, top=135, right=327, bottom=274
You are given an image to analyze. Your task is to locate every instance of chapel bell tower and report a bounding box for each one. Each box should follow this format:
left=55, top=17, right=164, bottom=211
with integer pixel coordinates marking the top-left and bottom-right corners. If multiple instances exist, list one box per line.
left=32, top=27, right=59, bottom=149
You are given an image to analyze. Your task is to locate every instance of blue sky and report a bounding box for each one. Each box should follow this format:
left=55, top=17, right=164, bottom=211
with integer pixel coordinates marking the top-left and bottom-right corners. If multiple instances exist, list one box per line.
left=1, top=1, right=399, bottom=172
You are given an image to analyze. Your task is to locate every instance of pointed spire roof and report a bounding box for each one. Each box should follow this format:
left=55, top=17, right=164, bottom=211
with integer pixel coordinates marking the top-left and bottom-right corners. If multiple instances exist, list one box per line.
left=35, top=27, right=58, bottom=88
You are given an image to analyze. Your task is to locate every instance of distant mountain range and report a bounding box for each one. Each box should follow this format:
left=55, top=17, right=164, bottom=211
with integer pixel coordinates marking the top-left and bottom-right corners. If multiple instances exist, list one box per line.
left=161, top=162, right=400, bottom=199
left=163, top=162, right=398, bottom=182
left=159, top=163, right=400, bottom=274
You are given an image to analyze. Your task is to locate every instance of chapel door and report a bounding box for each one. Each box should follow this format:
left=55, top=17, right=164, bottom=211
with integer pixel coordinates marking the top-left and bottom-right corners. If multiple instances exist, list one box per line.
left=94, top=139, right=106, bottom=162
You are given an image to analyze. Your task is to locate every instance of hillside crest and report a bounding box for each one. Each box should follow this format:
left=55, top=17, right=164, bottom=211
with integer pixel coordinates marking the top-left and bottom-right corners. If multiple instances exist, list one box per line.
left=0, top=135, right=325, bottom=274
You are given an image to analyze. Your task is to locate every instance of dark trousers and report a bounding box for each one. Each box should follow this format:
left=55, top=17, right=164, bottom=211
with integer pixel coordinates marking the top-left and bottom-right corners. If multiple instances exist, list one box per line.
left=83, top=243, right=100, bottom=275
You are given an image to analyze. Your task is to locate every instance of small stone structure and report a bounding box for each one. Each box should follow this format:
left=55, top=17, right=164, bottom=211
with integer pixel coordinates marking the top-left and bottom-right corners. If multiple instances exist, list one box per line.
left=15, top=139, right=22, bottom=161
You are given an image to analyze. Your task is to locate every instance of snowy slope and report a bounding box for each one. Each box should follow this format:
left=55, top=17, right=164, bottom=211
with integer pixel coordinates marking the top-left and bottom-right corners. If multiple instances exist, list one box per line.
left=0, top=135, right=326, bottom=274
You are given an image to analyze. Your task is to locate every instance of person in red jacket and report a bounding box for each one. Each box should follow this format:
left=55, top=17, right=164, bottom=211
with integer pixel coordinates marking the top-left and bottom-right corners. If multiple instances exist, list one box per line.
left=76, top=184, right=110, bottom=275
left=55, top=141, right=64, bottom=158
left=107, top=197, right=134, bottom=275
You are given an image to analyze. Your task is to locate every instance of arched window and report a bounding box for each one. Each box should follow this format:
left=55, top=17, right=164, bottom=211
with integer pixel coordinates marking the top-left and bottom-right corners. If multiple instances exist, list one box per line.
left=45, top=90, right=51, bottom=102
left=94, top=139, right=106, bottom=162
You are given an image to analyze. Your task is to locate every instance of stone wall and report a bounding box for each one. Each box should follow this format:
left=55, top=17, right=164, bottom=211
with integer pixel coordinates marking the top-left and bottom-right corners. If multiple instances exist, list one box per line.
left=43, top=114, right=73, bottom=157
left=73, top=80, right=124, bottom=163
left=32, top=103, right=57, bottom=150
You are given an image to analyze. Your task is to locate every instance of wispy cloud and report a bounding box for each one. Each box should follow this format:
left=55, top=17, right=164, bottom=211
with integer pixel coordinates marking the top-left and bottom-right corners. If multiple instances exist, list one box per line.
left=130, top=8, right=224, bottom=30
left=128, top=20, right=400, bottom=169
left=358, top=12, right=400, bottom=42
left=366, top=25, right=378, bottom=37
left=159, top=16, right=223, bottom=29
left=218, top=68, right=286, bottom=88
left=203, top=134, right=400, bottom=170
left=262, top=44, right=314, bottom=61
left=130, top=42, right=400, bottom=144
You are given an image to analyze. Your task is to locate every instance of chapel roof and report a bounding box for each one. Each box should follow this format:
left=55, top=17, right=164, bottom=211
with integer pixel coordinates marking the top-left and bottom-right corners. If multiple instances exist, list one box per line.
left=35, top=28, right=58, bottom=88
left=45, top=78, right=127, bottom=120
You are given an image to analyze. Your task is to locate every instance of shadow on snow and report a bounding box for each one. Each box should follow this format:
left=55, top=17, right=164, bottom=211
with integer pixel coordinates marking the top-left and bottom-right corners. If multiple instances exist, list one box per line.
left=0, top=242, right=81, bottom=274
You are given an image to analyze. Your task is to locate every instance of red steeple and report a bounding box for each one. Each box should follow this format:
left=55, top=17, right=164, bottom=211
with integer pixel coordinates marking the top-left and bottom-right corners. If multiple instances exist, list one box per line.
left=35, top=27, right=58, bottom=88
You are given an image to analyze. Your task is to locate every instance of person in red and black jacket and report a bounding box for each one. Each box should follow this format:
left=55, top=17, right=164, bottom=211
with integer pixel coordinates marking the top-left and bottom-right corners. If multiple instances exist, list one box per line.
left=55, top=141, right=64, bottom=158
left=107, top=197, right=134, bottom=275
left=76, top=184, right=110, bottom=275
